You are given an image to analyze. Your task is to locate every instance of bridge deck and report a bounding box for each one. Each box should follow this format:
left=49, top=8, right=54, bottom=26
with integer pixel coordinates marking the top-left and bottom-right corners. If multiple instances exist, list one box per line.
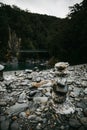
left=20, top=50, right=48, bottom=53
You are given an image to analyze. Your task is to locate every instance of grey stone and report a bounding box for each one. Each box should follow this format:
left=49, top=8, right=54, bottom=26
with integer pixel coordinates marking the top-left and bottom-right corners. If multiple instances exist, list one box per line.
left=84, top=88, right=87, bottom=94
left=69, top=119, right=81, bottom=128
left=84, top=108, right=87, bottom=117
left=55, top=62, right=69, bottom=70
left=36, top=77, right=41, bottom=82
left=29, top=90, right=38, bottom=97
left=53, top=84, right=68, bottom=94
left=0, top=86, right=6, bottom=92
left=80, top=117, right=87, bottom=126
left=19, top=112, right=26, bottom=118
left=28, top=114, right=37, bottom=120
left=78, top=126, right=85, bottom=130
left=36, top=123, right=42, bottom=130
left=10, top=120, right=19, bottom=130
left=18, top=91, right=27, bottom=103
left=33, top=97, right=48, bottom=104
left=52, top=93, right=66, bottom=103
left=25, top=69, right=33, bottom=73
left=0, top=64, right=4, bottom=81
left=76, top=102, right=86, bottom=109
left=0, top=101, right=7, bottom=106
left=0, top=64, right=4, bottom=71
left=27, top=75, right=32, bottom=80
left=5, top=103, right=28, bottom=116
left=1, top=119, right=10, bottom=130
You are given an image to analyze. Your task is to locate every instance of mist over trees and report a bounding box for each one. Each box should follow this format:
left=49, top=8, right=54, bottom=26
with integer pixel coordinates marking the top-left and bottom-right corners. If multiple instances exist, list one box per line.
left=0, top=0, right=87, bottom=64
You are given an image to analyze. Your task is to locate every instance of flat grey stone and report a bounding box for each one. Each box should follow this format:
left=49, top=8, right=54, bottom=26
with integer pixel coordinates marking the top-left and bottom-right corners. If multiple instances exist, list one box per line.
left=5, top=103, right=28, bottom=116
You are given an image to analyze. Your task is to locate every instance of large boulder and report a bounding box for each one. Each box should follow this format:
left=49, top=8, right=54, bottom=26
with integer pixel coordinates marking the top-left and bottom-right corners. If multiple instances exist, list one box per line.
left=0, top=64, right=4, bottom=81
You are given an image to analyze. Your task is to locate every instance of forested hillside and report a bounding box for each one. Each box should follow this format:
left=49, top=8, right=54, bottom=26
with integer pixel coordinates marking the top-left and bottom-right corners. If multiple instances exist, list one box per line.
left=0, top=0, right=87, bottom=64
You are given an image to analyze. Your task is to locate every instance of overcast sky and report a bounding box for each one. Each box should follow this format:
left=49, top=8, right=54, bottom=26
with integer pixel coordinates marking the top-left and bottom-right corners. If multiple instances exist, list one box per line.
left=0, top=0, right=83, bottom=18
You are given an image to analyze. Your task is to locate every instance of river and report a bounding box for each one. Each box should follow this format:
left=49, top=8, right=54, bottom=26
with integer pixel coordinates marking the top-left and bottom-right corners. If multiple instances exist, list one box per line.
left=4, top=61, right=49, bottom=71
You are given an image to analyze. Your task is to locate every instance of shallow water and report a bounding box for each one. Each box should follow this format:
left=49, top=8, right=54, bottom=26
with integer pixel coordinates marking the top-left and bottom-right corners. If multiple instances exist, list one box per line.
left=4, top=62, right=48, bottom=71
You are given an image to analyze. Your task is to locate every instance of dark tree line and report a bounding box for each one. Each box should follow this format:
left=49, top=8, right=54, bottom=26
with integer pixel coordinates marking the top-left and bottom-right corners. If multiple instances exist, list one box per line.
left=0, top=0, right=87, bottom=64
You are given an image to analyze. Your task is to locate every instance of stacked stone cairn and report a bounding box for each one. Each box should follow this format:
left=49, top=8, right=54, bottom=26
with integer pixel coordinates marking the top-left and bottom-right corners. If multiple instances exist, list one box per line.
left=52, top=62, right=69, bottom=103
left=52, top=81, right=68, bottom=103
left=54, top=62, right=69, bottom=76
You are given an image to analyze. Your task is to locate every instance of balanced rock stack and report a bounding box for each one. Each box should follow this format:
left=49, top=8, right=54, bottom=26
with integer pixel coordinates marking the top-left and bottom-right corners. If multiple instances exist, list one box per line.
left=54, top=62, right=69, bottom=76
left=52, top=81, right=68, bottom=103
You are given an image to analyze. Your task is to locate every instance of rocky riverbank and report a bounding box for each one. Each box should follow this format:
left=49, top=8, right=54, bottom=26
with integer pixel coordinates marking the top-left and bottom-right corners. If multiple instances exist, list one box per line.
left=0, top=63, right=87, bottom=130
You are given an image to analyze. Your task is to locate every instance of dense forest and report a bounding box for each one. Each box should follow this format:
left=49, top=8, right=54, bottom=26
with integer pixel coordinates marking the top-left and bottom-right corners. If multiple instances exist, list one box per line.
left=0, top=0, right=87, bottom=64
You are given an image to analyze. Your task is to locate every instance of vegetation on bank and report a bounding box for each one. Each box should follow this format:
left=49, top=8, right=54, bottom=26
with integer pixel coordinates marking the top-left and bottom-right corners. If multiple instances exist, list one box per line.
left=0, top=0, right=87, bottom=64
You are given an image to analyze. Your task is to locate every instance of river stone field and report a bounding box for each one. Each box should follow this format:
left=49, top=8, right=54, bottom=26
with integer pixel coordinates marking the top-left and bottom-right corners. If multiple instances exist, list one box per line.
left=0, top=62, right=87, bottom=130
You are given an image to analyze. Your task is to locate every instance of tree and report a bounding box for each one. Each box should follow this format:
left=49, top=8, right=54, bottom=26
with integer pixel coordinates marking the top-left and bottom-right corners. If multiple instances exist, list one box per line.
left=6, top=27, right=21, bottom=61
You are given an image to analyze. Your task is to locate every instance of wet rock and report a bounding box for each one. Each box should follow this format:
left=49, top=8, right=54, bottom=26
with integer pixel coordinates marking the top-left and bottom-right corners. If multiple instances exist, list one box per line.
left=76, top=102, right=86, bottom=109
left=27, top=75, right=32, bottom=80
left=35, top=111, right=41, bottom=116
left=80, top=117, right=87, bottom=126
left=60, top=125, right=65, bottom=130
left=36, top=123, right=42, bottom=130
left=52, top=93, right=66, bottom=103
left=52, top=81, right=68, bottom=103
left=19, top=112, right=26, bottom=118
left=5, top=103, right=28, bottom=116
left=81, top=99, right=87, bottom=106
left=25, top=69, right=33, bottom=73
left=78, top=126, right=85, bottom=130
left=0, top=64, right=4, bottom=70
left=55, top=62, right=69, bottom=71
left=0, top=86, right=6, bottom=92
left=29, top=90, right=38, bottom=97
left=45, top=91, right=52, bottom=97
left=36, top=77, right=41, bottom=83
left=54, top=100, right=75, bottom=114
left=33, top=66, right=39, bottom=71
left=0, top=101, right=7, bottom=106
left=18, top=91, right=27, bottom=103
left=69, top=119, right=81, bottom=128
left=84, top=108, right=87, bottom=117
left=1, top=119, right=10, bottom=130
left=10, top=120, right=19, bottom=130
left=12, top=116, right=18, bottom=120
left=33, top=97, right=48, bottom=104
left=54, top=62, right=69, bottom=77
left=53, top=84, right=68, bottom=94
left=28, top=114, right=37, bottom=120
left=84, top=88, right=87, bottom=94
left=0, top=64, right=4, bottom=81
left=55, top=70, right=69, bottom=76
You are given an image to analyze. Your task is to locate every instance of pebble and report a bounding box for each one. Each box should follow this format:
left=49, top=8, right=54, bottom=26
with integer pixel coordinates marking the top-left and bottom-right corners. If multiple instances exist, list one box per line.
left=84, top=88, right=87, bottom=94
left=0, top=101, right=7, bottom=106
left=69, top=119, right=81, bottom=128
left=80, top=117, right=87, bottom=126
left=84, top=108, right=87, bottom=116
left=33, top=97, right=48, bottom=104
